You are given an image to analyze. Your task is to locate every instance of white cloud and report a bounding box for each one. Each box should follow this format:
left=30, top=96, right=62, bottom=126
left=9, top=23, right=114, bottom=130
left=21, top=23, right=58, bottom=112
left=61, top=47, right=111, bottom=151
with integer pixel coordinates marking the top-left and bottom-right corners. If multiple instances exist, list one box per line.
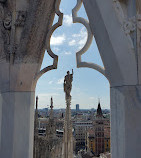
left=60, top=8, right=64, bottom=12
left=53, top=87, right=63, bottom=90
left=37, top=93, right=61, bottom=109
left=68, top=40, right=76, bottom=46
left=53, top=47, right=60, bottom=52
left=38, top=93, right=60, bottom=97
left=89, top=97, right=95, bottom=100
left=64, top=14, right=72, bottom=26
left=64, top=51, right=72, bottom=55
left=51, top=34, right=66, bottom=46
left=48, top=81, right=53, bottom=84
left=69, top=28, right=88, bottom=50
left=78, top=31, right=87, bottom=48
left=57, top=78, right=64, bottom=84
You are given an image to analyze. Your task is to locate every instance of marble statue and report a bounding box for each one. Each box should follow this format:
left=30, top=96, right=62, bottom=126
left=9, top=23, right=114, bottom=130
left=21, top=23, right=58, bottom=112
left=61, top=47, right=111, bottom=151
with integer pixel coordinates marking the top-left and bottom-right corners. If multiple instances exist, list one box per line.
left=64, top=69, right=73, bottom=98
left=62, top=71, right=74, bottom=158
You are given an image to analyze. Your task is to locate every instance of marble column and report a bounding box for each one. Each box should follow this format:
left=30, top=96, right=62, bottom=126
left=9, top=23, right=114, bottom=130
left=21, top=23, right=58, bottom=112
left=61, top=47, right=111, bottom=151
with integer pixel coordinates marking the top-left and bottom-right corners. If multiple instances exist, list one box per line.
left=0, top=92, right=35, bottom=158
left=75, top=0, right=141, bottom=157
left=110, top=85, right=141, bottom=158
left=0, top=0, right=59, bottom=157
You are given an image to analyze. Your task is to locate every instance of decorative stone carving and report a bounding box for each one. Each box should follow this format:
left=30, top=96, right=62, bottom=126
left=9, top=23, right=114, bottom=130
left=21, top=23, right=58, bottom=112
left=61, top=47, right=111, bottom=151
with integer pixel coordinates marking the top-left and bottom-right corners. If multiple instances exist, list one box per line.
left=0, top=8, right=11, bottom=58
left=2, top=11, right=11, bottom=56
left=3, top=12, right=12, bottom=30
left=2, top=27, right=10, bottom=44
left=113, top=0, right=136, bottom=50
left=122, top=17, right=136, bottom=49
left=123, top=17, right=136, bottom=35
left=0, top=5, right=4, bottom=19
left=0, top=4, right=5, bottom=59
left=72, top=0, right=106, bottom=76
left=15, top=11, right=27, bottom=27
left=34, top=0, right=63, bottom=82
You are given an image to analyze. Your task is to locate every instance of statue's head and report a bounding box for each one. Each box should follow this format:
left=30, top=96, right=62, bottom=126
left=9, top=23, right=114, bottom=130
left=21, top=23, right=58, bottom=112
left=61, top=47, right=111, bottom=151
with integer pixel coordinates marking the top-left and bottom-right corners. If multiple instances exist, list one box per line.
left=67, top=71, right=70, bottom=75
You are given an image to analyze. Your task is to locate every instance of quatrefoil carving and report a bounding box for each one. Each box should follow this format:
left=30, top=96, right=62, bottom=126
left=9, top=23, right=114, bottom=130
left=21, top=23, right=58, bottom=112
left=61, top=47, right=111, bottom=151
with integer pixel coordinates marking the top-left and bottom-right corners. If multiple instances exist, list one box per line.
left=35, top=0, right=63, bottom=82
left=72, top=0, right=106, bottom=77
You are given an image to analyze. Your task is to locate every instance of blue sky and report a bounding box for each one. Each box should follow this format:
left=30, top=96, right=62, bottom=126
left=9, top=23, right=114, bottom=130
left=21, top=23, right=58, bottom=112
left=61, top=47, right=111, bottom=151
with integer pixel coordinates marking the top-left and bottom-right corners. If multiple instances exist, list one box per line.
left=36, top=0, right=110, bottom=109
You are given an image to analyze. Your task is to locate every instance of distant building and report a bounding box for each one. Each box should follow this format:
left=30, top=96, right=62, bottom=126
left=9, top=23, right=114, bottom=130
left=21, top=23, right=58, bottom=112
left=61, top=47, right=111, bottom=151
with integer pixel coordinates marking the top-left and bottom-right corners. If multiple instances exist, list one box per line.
left=56, top=119, right=64, bottom=130
left=38, top=108, right=48, bottom=117
left=95, top=102, right=105, bottom=156
left=56, top=129, right=64, bottom=138
left=76, top=104, right=80, bottom=112
left=74, top=121, right=93, bottom=152
left=87, top=102, right=110, bottom=157
left=87, top=128, right=95, bottom=154
left=104, top=126, right=110, bottom=152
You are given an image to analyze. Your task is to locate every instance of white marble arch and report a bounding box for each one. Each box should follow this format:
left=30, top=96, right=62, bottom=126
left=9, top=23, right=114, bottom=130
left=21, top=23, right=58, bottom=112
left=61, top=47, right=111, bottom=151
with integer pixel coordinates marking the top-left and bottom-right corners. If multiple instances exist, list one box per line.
left=72, top=0, right=141, bottom=158
left=72, top=0, right=106, bottom=77
left=0, top=0, right=63, bottom=158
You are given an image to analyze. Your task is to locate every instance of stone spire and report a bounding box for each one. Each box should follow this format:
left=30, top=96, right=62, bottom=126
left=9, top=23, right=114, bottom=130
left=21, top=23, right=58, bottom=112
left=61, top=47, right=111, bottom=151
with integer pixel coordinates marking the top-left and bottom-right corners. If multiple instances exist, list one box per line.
left=50, top=97, right=53, bottom=119
left=62, top=71, right=73, bottom=158
left=34, top=96, right=39, bottom=136
left=96, top=99, right=103, bottom=117
left=46, top=97, right=56, bottom=139
left=36, top=96, right=38, bottom=110
left=34, top=96, right=39, bottom=158
left=63, top=100, right=73, bottom=158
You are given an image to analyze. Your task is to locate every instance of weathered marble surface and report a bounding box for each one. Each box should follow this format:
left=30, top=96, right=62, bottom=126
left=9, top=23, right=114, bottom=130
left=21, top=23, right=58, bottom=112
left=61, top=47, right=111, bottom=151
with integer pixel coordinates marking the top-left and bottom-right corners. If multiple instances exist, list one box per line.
left=111, top=85, right=141, bottom=158
left=83, top=0, right=137, bottom=87
left=137, top=0, right=141, bottom=13
left=0, top=0, right=57, bottom=158
left=0, top=92, right=35, bottom=158
left=82, top=0, right=141, bottom=158
left=0, top=0, right=7, bottom=2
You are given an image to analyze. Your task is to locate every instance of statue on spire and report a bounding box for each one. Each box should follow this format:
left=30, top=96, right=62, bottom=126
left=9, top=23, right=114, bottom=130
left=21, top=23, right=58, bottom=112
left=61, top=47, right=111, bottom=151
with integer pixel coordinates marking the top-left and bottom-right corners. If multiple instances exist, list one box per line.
left=49, top=97, right=54, bottom=120
left=64, top=69, right=73, bottom=99
left=62, top=71, right=74, bottom=158
left=36, top=96, right=38, bottom=110
left=50, top=97, right=53, bottom=109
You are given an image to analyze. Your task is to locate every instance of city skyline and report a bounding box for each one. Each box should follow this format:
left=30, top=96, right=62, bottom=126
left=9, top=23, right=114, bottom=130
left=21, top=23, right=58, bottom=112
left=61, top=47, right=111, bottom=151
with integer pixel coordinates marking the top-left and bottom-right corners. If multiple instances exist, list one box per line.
left=36, top=0, right=110, bottom=109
